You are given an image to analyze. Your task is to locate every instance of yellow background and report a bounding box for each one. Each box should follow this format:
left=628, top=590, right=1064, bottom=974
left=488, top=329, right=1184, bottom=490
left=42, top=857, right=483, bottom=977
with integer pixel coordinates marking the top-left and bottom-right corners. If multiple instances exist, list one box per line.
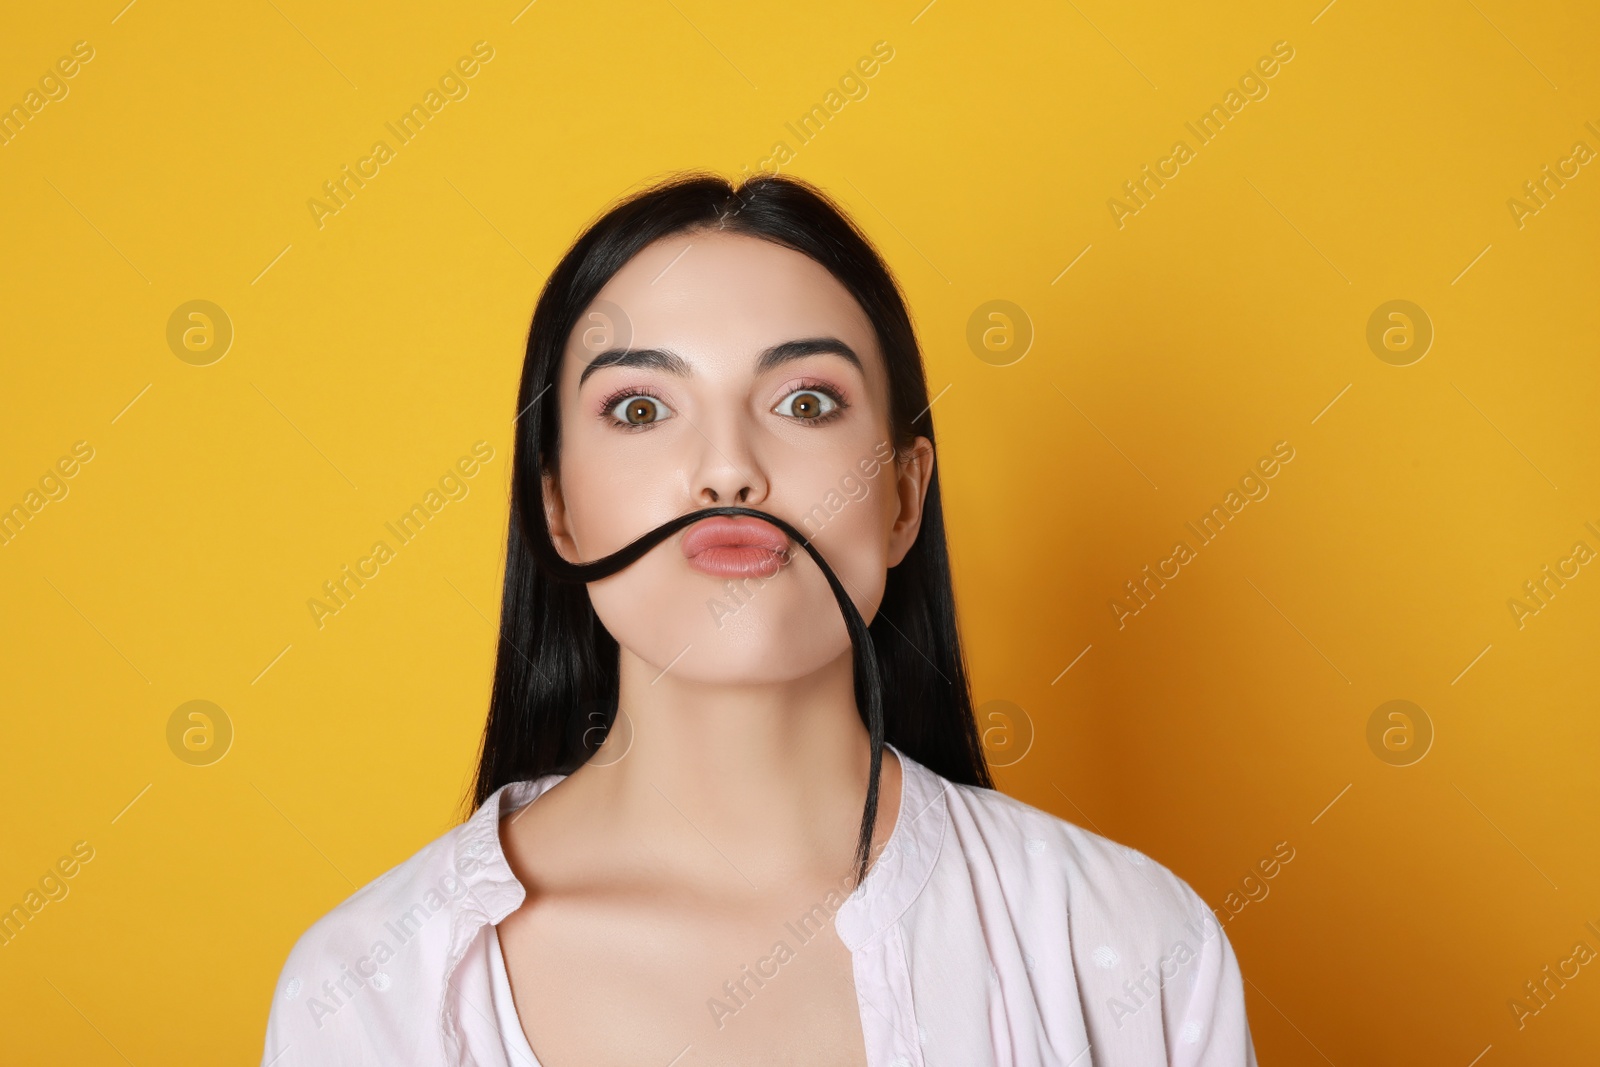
left=2, top=0, right=1597, bottom=1062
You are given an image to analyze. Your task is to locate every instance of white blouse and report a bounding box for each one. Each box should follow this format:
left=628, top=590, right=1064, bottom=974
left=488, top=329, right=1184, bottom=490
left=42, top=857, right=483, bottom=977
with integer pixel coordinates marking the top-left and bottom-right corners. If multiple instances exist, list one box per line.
left=486, top=924, right=541, bottom=1065
left=262, top=741, right=1257, bottom=1065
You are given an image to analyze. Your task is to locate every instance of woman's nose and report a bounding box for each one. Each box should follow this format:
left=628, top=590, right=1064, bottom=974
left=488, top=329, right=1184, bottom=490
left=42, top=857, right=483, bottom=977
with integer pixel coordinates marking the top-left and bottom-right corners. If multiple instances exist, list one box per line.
left=692, top=425, right=768, bottom=506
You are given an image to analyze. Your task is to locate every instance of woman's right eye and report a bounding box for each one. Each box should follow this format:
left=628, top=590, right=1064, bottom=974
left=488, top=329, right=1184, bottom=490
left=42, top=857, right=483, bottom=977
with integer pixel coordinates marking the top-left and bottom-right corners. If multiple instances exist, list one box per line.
left=608, top=394, right=674, bottom=426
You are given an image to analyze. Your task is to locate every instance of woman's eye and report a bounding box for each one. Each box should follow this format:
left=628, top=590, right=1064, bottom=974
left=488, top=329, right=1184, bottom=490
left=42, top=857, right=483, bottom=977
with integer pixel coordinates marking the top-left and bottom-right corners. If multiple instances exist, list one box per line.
left=773, top=388, right=838, bottom=421
left=609, top=395, right=674, bottom=426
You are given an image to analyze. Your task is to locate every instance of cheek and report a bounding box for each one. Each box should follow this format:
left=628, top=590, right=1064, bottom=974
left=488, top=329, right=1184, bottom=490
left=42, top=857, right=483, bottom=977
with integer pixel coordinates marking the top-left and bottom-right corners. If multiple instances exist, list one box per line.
left=559, top=448, right=681, bottom=557
left=801, top=470, right=894, bottom=622
left=742, top=448, right=896, bottom=665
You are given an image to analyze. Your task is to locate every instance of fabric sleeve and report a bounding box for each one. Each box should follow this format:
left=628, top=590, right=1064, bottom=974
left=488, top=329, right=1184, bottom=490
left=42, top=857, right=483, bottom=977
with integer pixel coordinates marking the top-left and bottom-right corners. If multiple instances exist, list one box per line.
left=259, top=944, right=303, bottom=1066
left=1166, top=902, right=1258, bottom=1067
left=257, top=927, right=379, bottom=1067
left=259, top=936, right=333, bottom=1067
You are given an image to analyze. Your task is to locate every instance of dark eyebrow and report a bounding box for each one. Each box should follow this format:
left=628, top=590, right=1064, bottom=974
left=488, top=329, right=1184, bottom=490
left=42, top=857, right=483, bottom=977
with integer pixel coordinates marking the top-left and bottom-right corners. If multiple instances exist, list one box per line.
left=578, top=347, right=690, bottom=387
left=756, top=337, right=862, bottom=374
left=578, top=337, right=861, bottom=388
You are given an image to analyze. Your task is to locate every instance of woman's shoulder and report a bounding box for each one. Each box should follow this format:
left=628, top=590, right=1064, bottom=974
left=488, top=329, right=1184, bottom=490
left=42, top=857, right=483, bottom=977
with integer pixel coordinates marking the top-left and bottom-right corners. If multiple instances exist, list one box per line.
left=923, top=774, right=1256, bottom=1062
left=279, top=821, right=472, bottom=968
left=274, top=779, right=550, bottom=969
left=260, top=783, right=539, bottom=1063
left=937, top=775, right=1218, bottom=939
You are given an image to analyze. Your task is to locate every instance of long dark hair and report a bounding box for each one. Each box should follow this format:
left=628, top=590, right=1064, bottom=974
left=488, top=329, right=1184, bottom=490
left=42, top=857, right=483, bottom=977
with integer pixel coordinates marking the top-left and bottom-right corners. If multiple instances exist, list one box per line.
left=467, top=171, right=992, bottom=885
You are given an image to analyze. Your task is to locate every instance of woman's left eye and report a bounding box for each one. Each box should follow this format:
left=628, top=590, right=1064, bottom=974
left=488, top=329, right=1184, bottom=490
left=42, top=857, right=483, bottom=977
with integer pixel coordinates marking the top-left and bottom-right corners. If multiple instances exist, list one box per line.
left=772, top=388, right=839, bottom=421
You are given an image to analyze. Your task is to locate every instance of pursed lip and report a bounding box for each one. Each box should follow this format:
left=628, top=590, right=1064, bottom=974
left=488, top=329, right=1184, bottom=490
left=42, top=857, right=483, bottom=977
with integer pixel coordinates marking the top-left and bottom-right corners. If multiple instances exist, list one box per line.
left=680, top=515, right=791, bottom=579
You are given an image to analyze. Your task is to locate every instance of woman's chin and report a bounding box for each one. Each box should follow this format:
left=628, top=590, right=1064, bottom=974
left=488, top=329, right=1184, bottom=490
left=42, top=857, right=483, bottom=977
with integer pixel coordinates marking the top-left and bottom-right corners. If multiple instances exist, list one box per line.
left=597, top=586, right=851, bottom=684
left=616, top=632, right=848, bottom=690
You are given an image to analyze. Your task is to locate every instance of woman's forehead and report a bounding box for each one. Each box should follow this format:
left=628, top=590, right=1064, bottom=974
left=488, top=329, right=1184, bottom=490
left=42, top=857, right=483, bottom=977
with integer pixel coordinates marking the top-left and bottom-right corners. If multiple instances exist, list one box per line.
left=571, top=230, right=879, bottom=374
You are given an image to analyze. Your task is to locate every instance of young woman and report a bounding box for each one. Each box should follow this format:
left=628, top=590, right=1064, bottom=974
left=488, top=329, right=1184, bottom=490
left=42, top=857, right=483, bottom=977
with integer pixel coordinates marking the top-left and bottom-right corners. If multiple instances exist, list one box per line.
left=261, top=174, right=1256, bottom=1066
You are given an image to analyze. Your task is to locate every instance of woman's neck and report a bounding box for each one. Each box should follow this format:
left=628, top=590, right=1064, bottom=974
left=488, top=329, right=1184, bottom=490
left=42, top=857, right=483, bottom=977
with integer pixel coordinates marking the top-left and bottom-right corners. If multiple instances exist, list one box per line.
left=543, top=646, right=900, bottom=894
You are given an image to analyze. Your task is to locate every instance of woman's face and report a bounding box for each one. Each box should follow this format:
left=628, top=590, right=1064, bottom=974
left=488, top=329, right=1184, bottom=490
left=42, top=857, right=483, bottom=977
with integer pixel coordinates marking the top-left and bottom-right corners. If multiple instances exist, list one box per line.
left=543, top=229, right=932, bottom=686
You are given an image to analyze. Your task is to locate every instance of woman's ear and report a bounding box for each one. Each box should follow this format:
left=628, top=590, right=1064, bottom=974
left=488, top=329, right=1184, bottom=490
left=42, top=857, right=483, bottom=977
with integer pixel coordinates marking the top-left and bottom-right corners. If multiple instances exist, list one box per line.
left=542, top=469, right=579, bottom=563
left=886, top=436, right=934, bottom=568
